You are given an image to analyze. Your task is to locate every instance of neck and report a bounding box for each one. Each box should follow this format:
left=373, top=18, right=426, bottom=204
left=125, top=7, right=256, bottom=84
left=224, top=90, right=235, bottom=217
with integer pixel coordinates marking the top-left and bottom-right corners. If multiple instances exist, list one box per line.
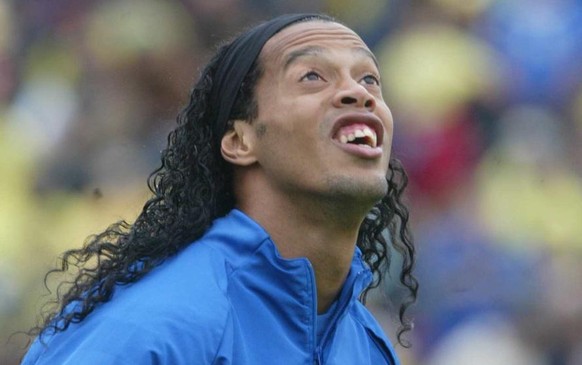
left=236, top=176, right=371, bottom=313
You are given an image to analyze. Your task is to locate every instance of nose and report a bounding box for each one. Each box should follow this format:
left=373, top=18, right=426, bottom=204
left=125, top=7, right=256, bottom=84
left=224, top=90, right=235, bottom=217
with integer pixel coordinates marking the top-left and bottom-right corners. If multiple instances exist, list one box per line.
left=332, top=79, right=376, bottom=111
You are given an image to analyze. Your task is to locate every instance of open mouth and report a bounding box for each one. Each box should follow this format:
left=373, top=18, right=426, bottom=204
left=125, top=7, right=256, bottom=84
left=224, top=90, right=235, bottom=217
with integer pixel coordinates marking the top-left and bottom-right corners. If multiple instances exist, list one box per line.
left=335, top=123, right=378, bottom=148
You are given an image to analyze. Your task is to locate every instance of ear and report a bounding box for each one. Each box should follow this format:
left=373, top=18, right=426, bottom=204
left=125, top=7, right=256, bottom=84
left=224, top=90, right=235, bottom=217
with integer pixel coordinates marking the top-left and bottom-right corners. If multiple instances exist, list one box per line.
left=221, top=120, right=257, bottom=166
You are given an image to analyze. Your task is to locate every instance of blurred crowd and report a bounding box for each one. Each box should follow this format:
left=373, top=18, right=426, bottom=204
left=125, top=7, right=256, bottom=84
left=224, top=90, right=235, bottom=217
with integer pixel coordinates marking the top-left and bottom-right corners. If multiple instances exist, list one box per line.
left=1, top=0, right=581, bottom=364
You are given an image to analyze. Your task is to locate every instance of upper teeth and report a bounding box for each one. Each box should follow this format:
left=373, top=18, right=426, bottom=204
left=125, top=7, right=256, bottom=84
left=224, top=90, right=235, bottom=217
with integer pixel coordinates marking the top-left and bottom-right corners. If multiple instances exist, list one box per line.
left=339, top=126, right=377, bottom=147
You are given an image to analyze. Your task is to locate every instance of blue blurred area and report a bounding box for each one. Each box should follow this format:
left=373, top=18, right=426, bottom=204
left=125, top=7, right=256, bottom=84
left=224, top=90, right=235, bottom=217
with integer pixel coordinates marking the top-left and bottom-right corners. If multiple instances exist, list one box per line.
left=1, top=0, right=581, bottom=364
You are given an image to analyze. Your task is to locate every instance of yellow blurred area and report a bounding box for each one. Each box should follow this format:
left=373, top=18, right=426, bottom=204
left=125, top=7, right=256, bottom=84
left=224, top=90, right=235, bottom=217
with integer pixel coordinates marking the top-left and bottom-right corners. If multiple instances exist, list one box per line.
left=0, top=126, right=37, bottom=266
left=377, top=24, right=502, bottom=126
left=477, top=158, right=582, bottom=251
left=0, top=1, right=15, bottom=53
left=0, top=124, right=147, bottom=277
left=430, top=0, right=495, bottom=19
left=324, top=0, right=390, bottom=32
left=85, top=0, right=197, bottom=67
left=23, top=42, right=81, bottom=84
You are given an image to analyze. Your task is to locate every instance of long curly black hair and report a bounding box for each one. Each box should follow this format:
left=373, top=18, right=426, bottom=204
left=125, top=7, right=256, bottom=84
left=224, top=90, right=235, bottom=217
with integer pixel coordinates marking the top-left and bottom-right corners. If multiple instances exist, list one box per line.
left=30, top=17, right=418, bottom=348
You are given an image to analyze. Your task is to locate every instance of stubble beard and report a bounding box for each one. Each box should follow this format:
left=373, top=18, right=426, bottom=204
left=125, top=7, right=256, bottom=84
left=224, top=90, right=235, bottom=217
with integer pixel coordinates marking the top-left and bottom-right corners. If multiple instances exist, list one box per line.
left=323, top=174, right=388, bottom=213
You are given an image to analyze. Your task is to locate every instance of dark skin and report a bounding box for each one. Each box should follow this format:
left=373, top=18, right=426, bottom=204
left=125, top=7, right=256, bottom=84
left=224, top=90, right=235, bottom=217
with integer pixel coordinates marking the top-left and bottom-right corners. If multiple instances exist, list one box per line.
left=221, top=21, right=394, bottom=313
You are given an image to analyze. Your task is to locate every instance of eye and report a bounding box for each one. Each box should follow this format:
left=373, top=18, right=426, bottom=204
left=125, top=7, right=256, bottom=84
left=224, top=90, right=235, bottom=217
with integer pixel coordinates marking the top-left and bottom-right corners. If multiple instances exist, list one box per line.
left=361, top=74, right=380, bottom=86
left=300, top=71, right=325, bottom=82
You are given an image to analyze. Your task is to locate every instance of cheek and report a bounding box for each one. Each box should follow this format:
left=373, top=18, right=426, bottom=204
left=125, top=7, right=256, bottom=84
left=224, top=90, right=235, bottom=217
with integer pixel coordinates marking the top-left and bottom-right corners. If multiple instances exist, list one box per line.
left=379, top=105, right=394, bottom=138
left=255, top=113, right=324, bottom=175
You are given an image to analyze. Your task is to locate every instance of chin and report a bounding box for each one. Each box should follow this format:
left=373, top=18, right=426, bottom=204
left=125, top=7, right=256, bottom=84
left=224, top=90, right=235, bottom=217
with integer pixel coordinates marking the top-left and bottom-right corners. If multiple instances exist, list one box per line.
left=325, top=175, right=388, bottom=205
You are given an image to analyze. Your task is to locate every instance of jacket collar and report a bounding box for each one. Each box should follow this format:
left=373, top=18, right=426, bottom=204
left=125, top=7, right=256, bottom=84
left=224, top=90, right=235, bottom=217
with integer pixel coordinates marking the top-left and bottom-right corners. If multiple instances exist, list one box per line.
left=204, top=209, right=373, bottom=305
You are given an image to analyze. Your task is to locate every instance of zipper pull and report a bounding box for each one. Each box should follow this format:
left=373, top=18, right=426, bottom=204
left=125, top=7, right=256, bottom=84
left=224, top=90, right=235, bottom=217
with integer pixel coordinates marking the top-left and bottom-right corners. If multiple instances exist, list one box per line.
left=314, top=347, right=323, bottom=365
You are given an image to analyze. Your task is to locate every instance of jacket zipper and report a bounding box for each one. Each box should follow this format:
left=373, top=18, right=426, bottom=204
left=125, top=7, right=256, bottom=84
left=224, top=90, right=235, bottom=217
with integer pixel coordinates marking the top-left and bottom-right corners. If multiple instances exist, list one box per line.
left=307, top=260, right=321, bottom=364
left=309, top=262, right=367, bottom=365
left=313, top=348, right=323, bottom=365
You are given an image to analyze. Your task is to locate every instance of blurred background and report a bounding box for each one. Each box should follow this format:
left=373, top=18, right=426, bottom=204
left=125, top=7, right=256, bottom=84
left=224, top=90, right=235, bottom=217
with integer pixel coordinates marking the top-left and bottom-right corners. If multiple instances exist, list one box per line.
left=1, top=0, right=581, bottom=364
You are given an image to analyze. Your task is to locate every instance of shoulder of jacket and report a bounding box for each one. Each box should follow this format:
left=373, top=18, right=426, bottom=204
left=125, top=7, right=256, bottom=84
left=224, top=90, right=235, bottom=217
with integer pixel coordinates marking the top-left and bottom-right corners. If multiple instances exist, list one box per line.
left=347, top=302, right=401, bottom=364
left=103, top=240, right=232, bottom=329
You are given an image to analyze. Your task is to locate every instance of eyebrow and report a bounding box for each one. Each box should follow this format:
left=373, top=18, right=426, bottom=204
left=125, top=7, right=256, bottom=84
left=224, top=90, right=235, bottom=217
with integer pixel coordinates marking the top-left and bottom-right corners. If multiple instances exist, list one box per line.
left=283, top=45, right=325, bottom=70
left=283, top=45, right=379, bottom=70
left=354, top=47, right=379, bottom=69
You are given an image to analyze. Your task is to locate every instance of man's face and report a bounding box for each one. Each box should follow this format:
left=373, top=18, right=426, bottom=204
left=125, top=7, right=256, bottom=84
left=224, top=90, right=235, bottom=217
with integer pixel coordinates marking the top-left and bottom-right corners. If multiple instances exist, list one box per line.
left=248, top=21, right=394, bottom=205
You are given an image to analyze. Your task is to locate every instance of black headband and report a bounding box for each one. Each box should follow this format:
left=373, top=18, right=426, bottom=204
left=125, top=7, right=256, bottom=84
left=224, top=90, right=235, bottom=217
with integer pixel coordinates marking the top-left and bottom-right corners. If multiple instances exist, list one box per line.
left=209, top=13, right=327, bottom=144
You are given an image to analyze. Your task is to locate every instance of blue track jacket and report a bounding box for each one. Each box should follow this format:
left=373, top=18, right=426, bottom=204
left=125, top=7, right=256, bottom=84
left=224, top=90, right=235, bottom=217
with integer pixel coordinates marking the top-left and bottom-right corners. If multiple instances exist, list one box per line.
left=23, top=209, right=400, bottom=364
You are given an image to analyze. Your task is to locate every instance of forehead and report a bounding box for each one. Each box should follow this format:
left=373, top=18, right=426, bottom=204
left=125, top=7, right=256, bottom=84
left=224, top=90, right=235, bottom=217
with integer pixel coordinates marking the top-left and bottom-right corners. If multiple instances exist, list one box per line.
left=259, top=21, right=373, bottom=66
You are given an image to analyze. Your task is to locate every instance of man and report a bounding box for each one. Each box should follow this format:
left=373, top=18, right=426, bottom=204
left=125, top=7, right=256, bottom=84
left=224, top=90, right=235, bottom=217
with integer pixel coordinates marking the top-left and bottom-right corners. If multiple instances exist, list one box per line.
left=23, top=13, right=417, bottom=364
